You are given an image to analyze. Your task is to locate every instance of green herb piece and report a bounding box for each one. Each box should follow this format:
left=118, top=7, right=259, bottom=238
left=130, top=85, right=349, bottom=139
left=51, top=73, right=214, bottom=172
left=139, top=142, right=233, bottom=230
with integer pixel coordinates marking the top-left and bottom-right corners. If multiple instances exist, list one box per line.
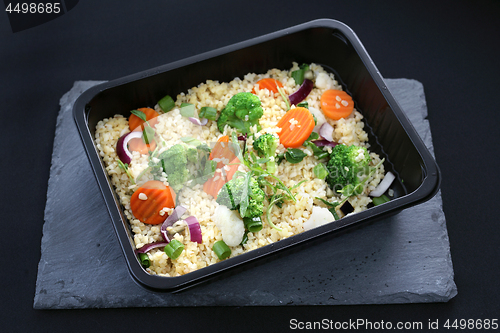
left=180, top=103, right=196, bottom=117
left=276, top=85, right=290, bottom=111
left=307, top=131, right=319, bottom=141
left=213, top=240, right=231, bottom=260
left=313, top=163, right=328, bottom=179
left=266, top=194, right=284, bottom=231
left=164, top=239, right=184, bottom=260
left=158, top=95, right=175, bottom=112
left=276, top=153, right=285, bottom=165
left=180, top=136, right=202, bottom=147
left=199, top=106, right=217, bottom=121
left=285, top=148, right=307, bottom=164
left=372, top=194, right=390, bottom=206
left=240, top=232, right=248, bottom=245
left=117, top=160, right=135, bottom=184
left=138, top=253, right=150, bottom=268
left=297, top=101, right=309, bottom=109
left=243, top=216, right=263, bottom=233
left=291, top=64, right=310, bottom=85
left=142, top=125, right=155, bottom=145
left=130, top=109, right=147, bottom=122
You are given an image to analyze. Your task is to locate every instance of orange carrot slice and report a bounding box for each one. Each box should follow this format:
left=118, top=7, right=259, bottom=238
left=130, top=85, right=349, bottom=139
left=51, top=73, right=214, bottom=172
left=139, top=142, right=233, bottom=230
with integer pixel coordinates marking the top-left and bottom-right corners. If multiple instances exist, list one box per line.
left=210, top=135, right=238, bottom=169
left=203, top=172, right=228, bottom=199
left=251, top=78, right=283, bottom=95
left=204, top=136, right=241, bottom=199
left=130, top=180, right=176, bottom=225
left=320, top=89, right=354, bottom=120
left=129, top=107, right=160, bottom=132
left=276, top=107, right=315, bottom=148
left=127, top=137, right=156, bottom=154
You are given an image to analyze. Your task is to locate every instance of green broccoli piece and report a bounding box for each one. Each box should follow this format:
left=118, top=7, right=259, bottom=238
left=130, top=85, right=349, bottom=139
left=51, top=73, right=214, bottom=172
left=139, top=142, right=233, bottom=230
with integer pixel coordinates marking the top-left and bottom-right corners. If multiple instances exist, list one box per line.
left=252, top=133, right=279, bottom=174
left=216, top=173, right=265, bottom=219
left=158, top=144, right=189, bottom=192
left=217, top=92, right=264, bottom=134
left=325, top=144, right=370, bottom=193
left=186, top=145, right=199, bottom=163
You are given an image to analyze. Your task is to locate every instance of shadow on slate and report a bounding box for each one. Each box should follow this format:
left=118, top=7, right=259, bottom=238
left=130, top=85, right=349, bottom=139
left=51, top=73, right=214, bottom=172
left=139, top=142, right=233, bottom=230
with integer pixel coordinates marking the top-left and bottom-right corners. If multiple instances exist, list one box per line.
left=33, top=79, right=457, bottom=309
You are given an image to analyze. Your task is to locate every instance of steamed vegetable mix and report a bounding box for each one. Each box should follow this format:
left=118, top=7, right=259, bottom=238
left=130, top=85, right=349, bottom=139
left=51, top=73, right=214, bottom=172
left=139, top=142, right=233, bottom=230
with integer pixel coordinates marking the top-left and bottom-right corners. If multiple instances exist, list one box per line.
left=97, top=62, right=392, bottom=275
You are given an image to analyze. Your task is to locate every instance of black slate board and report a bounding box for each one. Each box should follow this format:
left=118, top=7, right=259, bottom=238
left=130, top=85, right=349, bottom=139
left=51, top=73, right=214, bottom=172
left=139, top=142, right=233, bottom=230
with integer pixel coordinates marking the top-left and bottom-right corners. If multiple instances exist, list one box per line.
left=33, top=79, right=457, bottom=309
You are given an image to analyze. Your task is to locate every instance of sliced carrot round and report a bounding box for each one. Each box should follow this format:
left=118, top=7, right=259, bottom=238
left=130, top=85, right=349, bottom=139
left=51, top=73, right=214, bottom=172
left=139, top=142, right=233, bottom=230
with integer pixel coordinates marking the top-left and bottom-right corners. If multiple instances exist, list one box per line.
left=320, top=89, right=354, bottom=120
left=276, top=107, right=315, bottom=148
left=130, top=180, right=176, bottom=225
left=129, top=107, right=160, bottom=132
left=210, top=135, right=238, bottom=169
left=127, top=137, right=156, bottom=154
left=251, top=78, right=283, bottom=95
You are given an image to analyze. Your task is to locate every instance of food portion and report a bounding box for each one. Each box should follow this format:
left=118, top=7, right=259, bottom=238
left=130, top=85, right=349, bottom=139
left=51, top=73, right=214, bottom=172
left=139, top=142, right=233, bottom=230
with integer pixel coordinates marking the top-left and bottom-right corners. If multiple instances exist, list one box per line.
left=94, top=63, right=394, bottom=277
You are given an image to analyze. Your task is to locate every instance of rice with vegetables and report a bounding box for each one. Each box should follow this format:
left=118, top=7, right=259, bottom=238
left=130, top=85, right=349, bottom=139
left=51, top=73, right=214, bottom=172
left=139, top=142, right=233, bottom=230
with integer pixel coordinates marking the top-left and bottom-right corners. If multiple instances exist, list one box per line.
left=94, top=63, right=389, bottom=277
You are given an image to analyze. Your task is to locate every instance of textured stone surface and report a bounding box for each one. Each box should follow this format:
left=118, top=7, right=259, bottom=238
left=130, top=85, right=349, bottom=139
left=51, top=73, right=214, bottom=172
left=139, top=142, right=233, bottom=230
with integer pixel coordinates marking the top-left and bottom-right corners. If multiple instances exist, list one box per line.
left=33, top=79, right=457, bottom=309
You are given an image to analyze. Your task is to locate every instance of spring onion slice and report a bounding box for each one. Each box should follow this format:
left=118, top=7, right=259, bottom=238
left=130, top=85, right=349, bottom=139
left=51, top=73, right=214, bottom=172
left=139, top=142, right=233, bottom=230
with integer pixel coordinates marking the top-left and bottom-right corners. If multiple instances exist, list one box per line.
left=372, top=194, right=390, bottom=206
left=213, top=240, right=231, bottom=260
left=185, top=216, right=202, bottom=244
left=243, top=216, right=263, bottom=233
left=164, top=239, right=184, bottom=260
left=160, top=205, right=187, bottom=242
left=199, top=106, right=217, bottom=121
left=138, top=253, right=151, bottom=268
left=158, top=95, right=175, bottom=112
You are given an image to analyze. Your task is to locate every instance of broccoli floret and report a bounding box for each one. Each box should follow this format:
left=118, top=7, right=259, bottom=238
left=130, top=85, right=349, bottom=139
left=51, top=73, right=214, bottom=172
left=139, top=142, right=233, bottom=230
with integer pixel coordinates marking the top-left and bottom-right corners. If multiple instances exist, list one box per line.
left=252, top=133, right=279, bottom=174
left=216, top=173, right=265, bottom=219
left=217, top=92, right=263, bottom=134
left=325, top=144, right=370, bottom=193
left=158, top=144, right=189, bottom=192
left=186, top=145, right=199, bottom=163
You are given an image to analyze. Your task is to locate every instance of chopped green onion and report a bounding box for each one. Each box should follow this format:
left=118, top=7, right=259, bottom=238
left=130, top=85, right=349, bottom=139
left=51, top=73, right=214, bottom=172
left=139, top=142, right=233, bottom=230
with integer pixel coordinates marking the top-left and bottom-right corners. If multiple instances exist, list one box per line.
left=180, top=103, right=196, bottom=117
left=313, top=163, right=328, bottom=179
left=138, top=253, right=150, bottom=268
left=164, top=239, right=184, bottom=260
left=130, top=109, right=147, bottom=121
left=213, top=240, right=231, bottom=260
left=199, top=106, right=217, bottom=121
left=158, top=95, right=175, bottom=112
left=372, top=194, right=390, bottom=206
left=243, top=216, right=263, bottom=233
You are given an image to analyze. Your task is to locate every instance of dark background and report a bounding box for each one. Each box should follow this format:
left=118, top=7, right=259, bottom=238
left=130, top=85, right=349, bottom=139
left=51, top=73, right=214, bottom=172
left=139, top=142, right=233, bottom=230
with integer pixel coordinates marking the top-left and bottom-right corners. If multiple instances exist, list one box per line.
left=1, top=0, right=499, bottom=332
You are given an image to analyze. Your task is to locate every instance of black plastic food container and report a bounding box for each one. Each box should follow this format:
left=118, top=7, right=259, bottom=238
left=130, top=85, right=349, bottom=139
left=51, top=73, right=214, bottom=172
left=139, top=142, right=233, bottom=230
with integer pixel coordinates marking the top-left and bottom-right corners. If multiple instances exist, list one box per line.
left=73, top=19, right=440, bottom=291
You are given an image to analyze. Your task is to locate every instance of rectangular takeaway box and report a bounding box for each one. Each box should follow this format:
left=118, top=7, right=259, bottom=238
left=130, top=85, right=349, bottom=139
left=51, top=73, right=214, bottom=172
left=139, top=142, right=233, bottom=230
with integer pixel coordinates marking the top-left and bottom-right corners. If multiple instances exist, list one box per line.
left=73, top=19, right=440, bottom=291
